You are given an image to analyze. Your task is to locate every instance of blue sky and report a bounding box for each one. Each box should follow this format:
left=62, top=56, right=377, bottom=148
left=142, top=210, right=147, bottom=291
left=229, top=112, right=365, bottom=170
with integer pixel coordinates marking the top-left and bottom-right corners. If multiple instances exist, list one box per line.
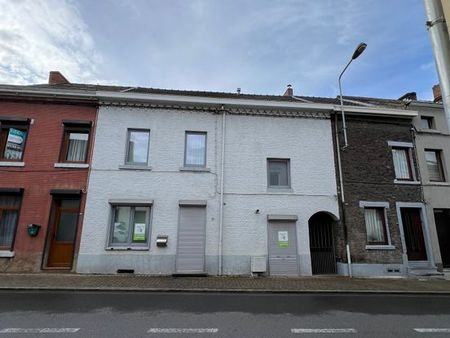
left=0, top=0, right=438, bottom=100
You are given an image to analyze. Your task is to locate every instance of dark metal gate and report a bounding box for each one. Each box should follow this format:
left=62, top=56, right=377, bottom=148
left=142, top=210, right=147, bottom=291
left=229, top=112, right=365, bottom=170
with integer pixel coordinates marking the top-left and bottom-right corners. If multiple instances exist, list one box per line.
left=309, top=213, right=336, bottom=274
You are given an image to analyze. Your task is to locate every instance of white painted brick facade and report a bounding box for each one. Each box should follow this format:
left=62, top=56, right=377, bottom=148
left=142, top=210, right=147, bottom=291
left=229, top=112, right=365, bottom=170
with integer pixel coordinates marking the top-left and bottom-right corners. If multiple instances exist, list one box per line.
left=77, top=105, right=339, bottom=275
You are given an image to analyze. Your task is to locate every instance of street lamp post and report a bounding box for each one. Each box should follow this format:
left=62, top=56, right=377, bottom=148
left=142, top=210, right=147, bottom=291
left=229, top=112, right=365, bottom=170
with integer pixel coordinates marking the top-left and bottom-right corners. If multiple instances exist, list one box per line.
left=338, top=42, right=367, bottom=148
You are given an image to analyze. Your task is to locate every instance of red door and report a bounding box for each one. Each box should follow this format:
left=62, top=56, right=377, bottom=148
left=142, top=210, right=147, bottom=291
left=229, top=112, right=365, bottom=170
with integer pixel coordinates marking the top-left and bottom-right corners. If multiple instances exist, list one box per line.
left=400, top=208, right=427, bottom=261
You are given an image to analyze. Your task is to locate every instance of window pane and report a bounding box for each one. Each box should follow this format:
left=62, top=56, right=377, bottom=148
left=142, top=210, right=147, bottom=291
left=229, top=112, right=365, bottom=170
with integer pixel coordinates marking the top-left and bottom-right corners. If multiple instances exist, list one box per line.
left=61, top=199, right=80, bottom=209
left=0, top=210, right=19, bottom=249
left=392, top=148, right=411, bottom=180
left=56, top=211, right=78, bottom=241
left=185, top=133, right=206, bottom=166
left=4, top=128, right=27, bottom=160
left=127, top=131, right=149, bottom=164
left=132, top=207, right=148, bottom=243
left=364, top=208, right=386, bottom=244
left=268, top=160, right=289, bottom=187
left=420, top=117, right=432, bottom=129
left=67, top=132, right=88, bottom=162
left=425, top=150, right=444, bottom=182
left=111, top=206, right=131, bottom=244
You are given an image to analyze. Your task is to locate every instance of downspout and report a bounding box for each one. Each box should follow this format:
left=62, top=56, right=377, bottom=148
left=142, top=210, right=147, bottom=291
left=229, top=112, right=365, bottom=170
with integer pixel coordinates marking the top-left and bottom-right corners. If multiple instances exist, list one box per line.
left=334, top=113, right=352, bottom=277
left=218, top=108, right=226, bottom=276
left=424, top=0, right=450, bottom=128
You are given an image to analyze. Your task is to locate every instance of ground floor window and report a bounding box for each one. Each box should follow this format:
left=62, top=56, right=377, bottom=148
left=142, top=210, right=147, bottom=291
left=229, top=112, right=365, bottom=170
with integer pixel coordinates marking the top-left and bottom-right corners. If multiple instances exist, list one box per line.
left=364, top=207, right=388, bottom=245
left=109, top=205, right=151, bottom=248
left=0, top=193, right=22, bottom=250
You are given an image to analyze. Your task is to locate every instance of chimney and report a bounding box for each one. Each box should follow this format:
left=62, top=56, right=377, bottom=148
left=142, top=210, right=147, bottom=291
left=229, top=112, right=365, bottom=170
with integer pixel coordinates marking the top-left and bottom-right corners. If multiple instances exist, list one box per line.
left=433, top=84, right=442, bottom=103
left=48, top=71, right=70, bottom=85
left=283, top=84, right=293, bottom=97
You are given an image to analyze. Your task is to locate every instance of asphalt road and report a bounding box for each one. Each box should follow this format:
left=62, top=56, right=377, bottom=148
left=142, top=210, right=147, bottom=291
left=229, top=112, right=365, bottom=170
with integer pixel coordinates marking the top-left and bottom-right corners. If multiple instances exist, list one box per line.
left=0, top=291, right=450, bottom=337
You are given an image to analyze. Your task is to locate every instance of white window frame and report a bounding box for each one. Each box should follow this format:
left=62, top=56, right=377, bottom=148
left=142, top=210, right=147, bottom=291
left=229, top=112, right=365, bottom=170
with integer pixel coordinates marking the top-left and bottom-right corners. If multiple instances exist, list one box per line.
left=387, top=141, right=419, bottom=184
left=359, top=201, right=395, bottom=250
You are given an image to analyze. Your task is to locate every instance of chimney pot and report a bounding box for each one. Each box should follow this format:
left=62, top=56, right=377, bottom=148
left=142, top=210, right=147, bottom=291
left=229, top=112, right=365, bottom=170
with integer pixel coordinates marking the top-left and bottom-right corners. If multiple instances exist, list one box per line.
left=283, top=84, right=293, bottom=97
left=432, top=84, right=442, bottom=103
left=48, top=71, right=70, bottom=85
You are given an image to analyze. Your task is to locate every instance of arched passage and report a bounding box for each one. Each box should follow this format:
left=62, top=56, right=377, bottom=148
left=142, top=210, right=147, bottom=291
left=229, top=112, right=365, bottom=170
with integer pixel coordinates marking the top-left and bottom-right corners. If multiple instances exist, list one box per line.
left=309, top=212, right=337, bottom=275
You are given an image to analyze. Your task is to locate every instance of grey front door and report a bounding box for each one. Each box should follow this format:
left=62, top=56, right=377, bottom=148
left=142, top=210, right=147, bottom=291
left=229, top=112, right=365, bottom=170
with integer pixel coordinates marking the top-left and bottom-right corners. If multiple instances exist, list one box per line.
left=176, top=206, right=206, bottom=274
left=268, top=221, right=298, bottom=276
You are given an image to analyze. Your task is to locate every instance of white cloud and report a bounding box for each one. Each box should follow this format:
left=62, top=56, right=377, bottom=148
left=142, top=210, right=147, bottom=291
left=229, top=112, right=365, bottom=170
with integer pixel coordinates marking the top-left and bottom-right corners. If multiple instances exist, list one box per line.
left=0, top=0, right=102, bottom=85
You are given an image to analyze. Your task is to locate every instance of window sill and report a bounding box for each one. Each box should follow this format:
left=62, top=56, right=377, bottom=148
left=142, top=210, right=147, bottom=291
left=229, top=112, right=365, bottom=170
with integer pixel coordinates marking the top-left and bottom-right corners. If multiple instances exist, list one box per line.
left=179, top=167, right=210, bottom=172
left=393, top=180, right=421, bottom=185
left=0, top=161, right=24, bottom=167
left=365, top=245, right=396, bottom=250
left=267, top=188, right=293, bottom=193
left=105, top=246, right=149, bottom=251
left=0, top=251, right=15, bottom=258
left=119, top=165, right=153, bottom=171
left=426, top=181, right=450, bottom=186
left=54, top=163, right=89, bottom=169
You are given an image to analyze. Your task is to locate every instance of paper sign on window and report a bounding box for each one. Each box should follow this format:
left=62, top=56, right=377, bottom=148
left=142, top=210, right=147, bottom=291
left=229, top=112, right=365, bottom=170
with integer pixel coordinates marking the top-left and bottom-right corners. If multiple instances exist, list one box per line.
left=133, top=223, right=146, bottom=241
left=278, top=231, right=289, bottom=248
left=5, top=128, right=26, bottom=160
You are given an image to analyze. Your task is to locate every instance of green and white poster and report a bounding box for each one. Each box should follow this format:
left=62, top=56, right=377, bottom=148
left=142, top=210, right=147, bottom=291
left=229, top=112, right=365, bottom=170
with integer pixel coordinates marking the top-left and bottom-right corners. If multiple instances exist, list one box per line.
left=5, top=128, right=26, bottom=160
left=278, top=231, right=289, bottom=248
left=133, top=223, right=146, bottom=241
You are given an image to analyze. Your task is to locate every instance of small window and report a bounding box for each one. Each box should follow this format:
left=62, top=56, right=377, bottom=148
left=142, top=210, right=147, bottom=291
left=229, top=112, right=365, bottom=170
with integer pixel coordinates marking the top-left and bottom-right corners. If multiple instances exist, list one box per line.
left=126, top=129, right=150, bottom=165
left=420, top=116, right=434, bottom=130
left=267, top=158, right=291, bottom=188
left=60, top=125, right=90, bottom=163
left=364, top=207, right=388, bottom=245
left=0, top=122, right=28, bottom=161
left=425, top=149, right=445, bottom=182
left=0, top=193, right=22, bottom=250
left=392, top=147, right=413, bottom=181
left=109, top=205, right=151, bottom=248
left=184, top=132, right=206, bottom=167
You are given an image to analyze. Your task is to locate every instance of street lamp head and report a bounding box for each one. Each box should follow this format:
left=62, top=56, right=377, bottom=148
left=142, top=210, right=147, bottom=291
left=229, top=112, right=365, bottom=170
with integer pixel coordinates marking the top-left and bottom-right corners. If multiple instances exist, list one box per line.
left=351, top=42, right=367, bottom=60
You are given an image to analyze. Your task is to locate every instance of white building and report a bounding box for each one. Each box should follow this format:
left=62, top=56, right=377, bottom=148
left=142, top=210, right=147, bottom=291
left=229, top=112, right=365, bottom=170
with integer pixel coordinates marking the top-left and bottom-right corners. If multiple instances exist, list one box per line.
left=76, top=90, right=339, bottom=276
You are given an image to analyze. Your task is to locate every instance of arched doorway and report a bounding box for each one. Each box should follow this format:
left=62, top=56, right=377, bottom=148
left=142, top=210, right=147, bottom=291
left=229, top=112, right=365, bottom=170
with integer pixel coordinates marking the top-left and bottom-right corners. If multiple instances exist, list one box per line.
left=309, top=212, right=336, bottom=275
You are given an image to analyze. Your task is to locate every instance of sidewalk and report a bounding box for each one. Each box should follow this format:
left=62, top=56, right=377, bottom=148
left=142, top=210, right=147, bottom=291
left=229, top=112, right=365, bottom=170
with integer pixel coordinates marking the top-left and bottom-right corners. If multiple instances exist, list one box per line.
left=1, top=273, right=450, bottom=293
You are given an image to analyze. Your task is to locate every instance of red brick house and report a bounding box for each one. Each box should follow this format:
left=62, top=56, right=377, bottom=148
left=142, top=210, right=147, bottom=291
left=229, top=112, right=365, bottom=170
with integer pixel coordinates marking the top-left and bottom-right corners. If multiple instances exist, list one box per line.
left=0, top=72, right=97, bottom=272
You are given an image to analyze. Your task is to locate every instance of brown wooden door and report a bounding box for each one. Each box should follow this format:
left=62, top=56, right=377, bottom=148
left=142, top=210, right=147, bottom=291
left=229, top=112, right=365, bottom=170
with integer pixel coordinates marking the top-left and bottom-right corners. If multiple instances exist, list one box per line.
left=46, top=198, right=80, bottom=268
left=434, top=209, right=450, bottom=268
left=400, top=208, right=427, bottom=261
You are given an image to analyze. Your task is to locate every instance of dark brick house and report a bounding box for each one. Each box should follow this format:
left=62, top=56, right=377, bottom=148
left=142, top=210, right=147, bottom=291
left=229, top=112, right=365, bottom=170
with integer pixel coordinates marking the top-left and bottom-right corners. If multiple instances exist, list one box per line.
left=0, top=73, right=97, bottom=272
left=332, top=104, right=439, bottom=277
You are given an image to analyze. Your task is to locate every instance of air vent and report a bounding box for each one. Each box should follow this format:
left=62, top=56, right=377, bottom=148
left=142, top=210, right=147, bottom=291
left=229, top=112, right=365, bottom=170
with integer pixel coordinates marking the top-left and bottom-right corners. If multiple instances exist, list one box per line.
left=117, top=269, right=135, bottom=274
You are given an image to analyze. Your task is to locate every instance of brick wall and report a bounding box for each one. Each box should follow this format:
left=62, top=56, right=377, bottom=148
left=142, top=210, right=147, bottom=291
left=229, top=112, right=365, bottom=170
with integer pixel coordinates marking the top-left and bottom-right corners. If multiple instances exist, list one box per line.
left=0, top=100, right=96, bottom=272
left=332, top=115, right=422, bottom=264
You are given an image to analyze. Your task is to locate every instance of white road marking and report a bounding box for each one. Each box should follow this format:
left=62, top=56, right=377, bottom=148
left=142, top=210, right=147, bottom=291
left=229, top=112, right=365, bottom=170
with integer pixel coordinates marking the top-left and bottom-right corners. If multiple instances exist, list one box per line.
left=0, top=328, right=80, bottom=333
left=148, top=328, right=218, bottom=334
left=414, top=328, right=450, bottom=333
left=291, top=328, right=357, bottom=334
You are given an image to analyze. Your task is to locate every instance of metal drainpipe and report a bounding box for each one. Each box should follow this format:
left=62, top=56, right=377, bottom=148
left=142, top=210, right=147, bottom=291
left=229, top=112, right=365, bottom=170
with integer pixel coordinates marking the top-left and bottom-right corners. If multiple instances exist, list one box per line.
left=424, top=0, right=450, bottom=128
left=218, top=109, right=226, bottom=276
left=334, top=113, right=352, bottom=277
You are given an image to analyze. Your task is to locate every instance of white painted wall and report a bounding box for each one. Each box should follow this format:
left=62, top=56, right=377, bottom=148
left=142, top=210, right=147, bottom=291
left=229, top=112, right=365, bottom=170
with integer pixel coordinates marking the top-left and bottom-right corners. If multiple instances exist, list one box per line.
left=77, top=106, right=339, bottom=275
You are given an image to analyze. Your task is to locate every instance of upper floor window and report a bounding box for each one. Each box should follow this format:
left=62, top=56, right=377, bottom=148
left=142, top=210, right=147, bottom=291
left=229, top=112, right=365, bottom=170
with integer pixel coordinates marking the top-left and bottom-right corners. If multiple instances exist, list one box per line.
left=60, top=123, right=90, bottom=163
left=126, top=129, right=150, bottom=165
left=420, top=116, right=434, bottom=130
left=0, top=121, right=28, bottom=161
left=0, top=192, right=22, bottom=251
left=184, top=131, right=206, bottom=167
left=425, top=149, right=445, bottom=182
left=391, top=146, right=414, bottom=181
left=267, top=158, right=291, bottom=188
